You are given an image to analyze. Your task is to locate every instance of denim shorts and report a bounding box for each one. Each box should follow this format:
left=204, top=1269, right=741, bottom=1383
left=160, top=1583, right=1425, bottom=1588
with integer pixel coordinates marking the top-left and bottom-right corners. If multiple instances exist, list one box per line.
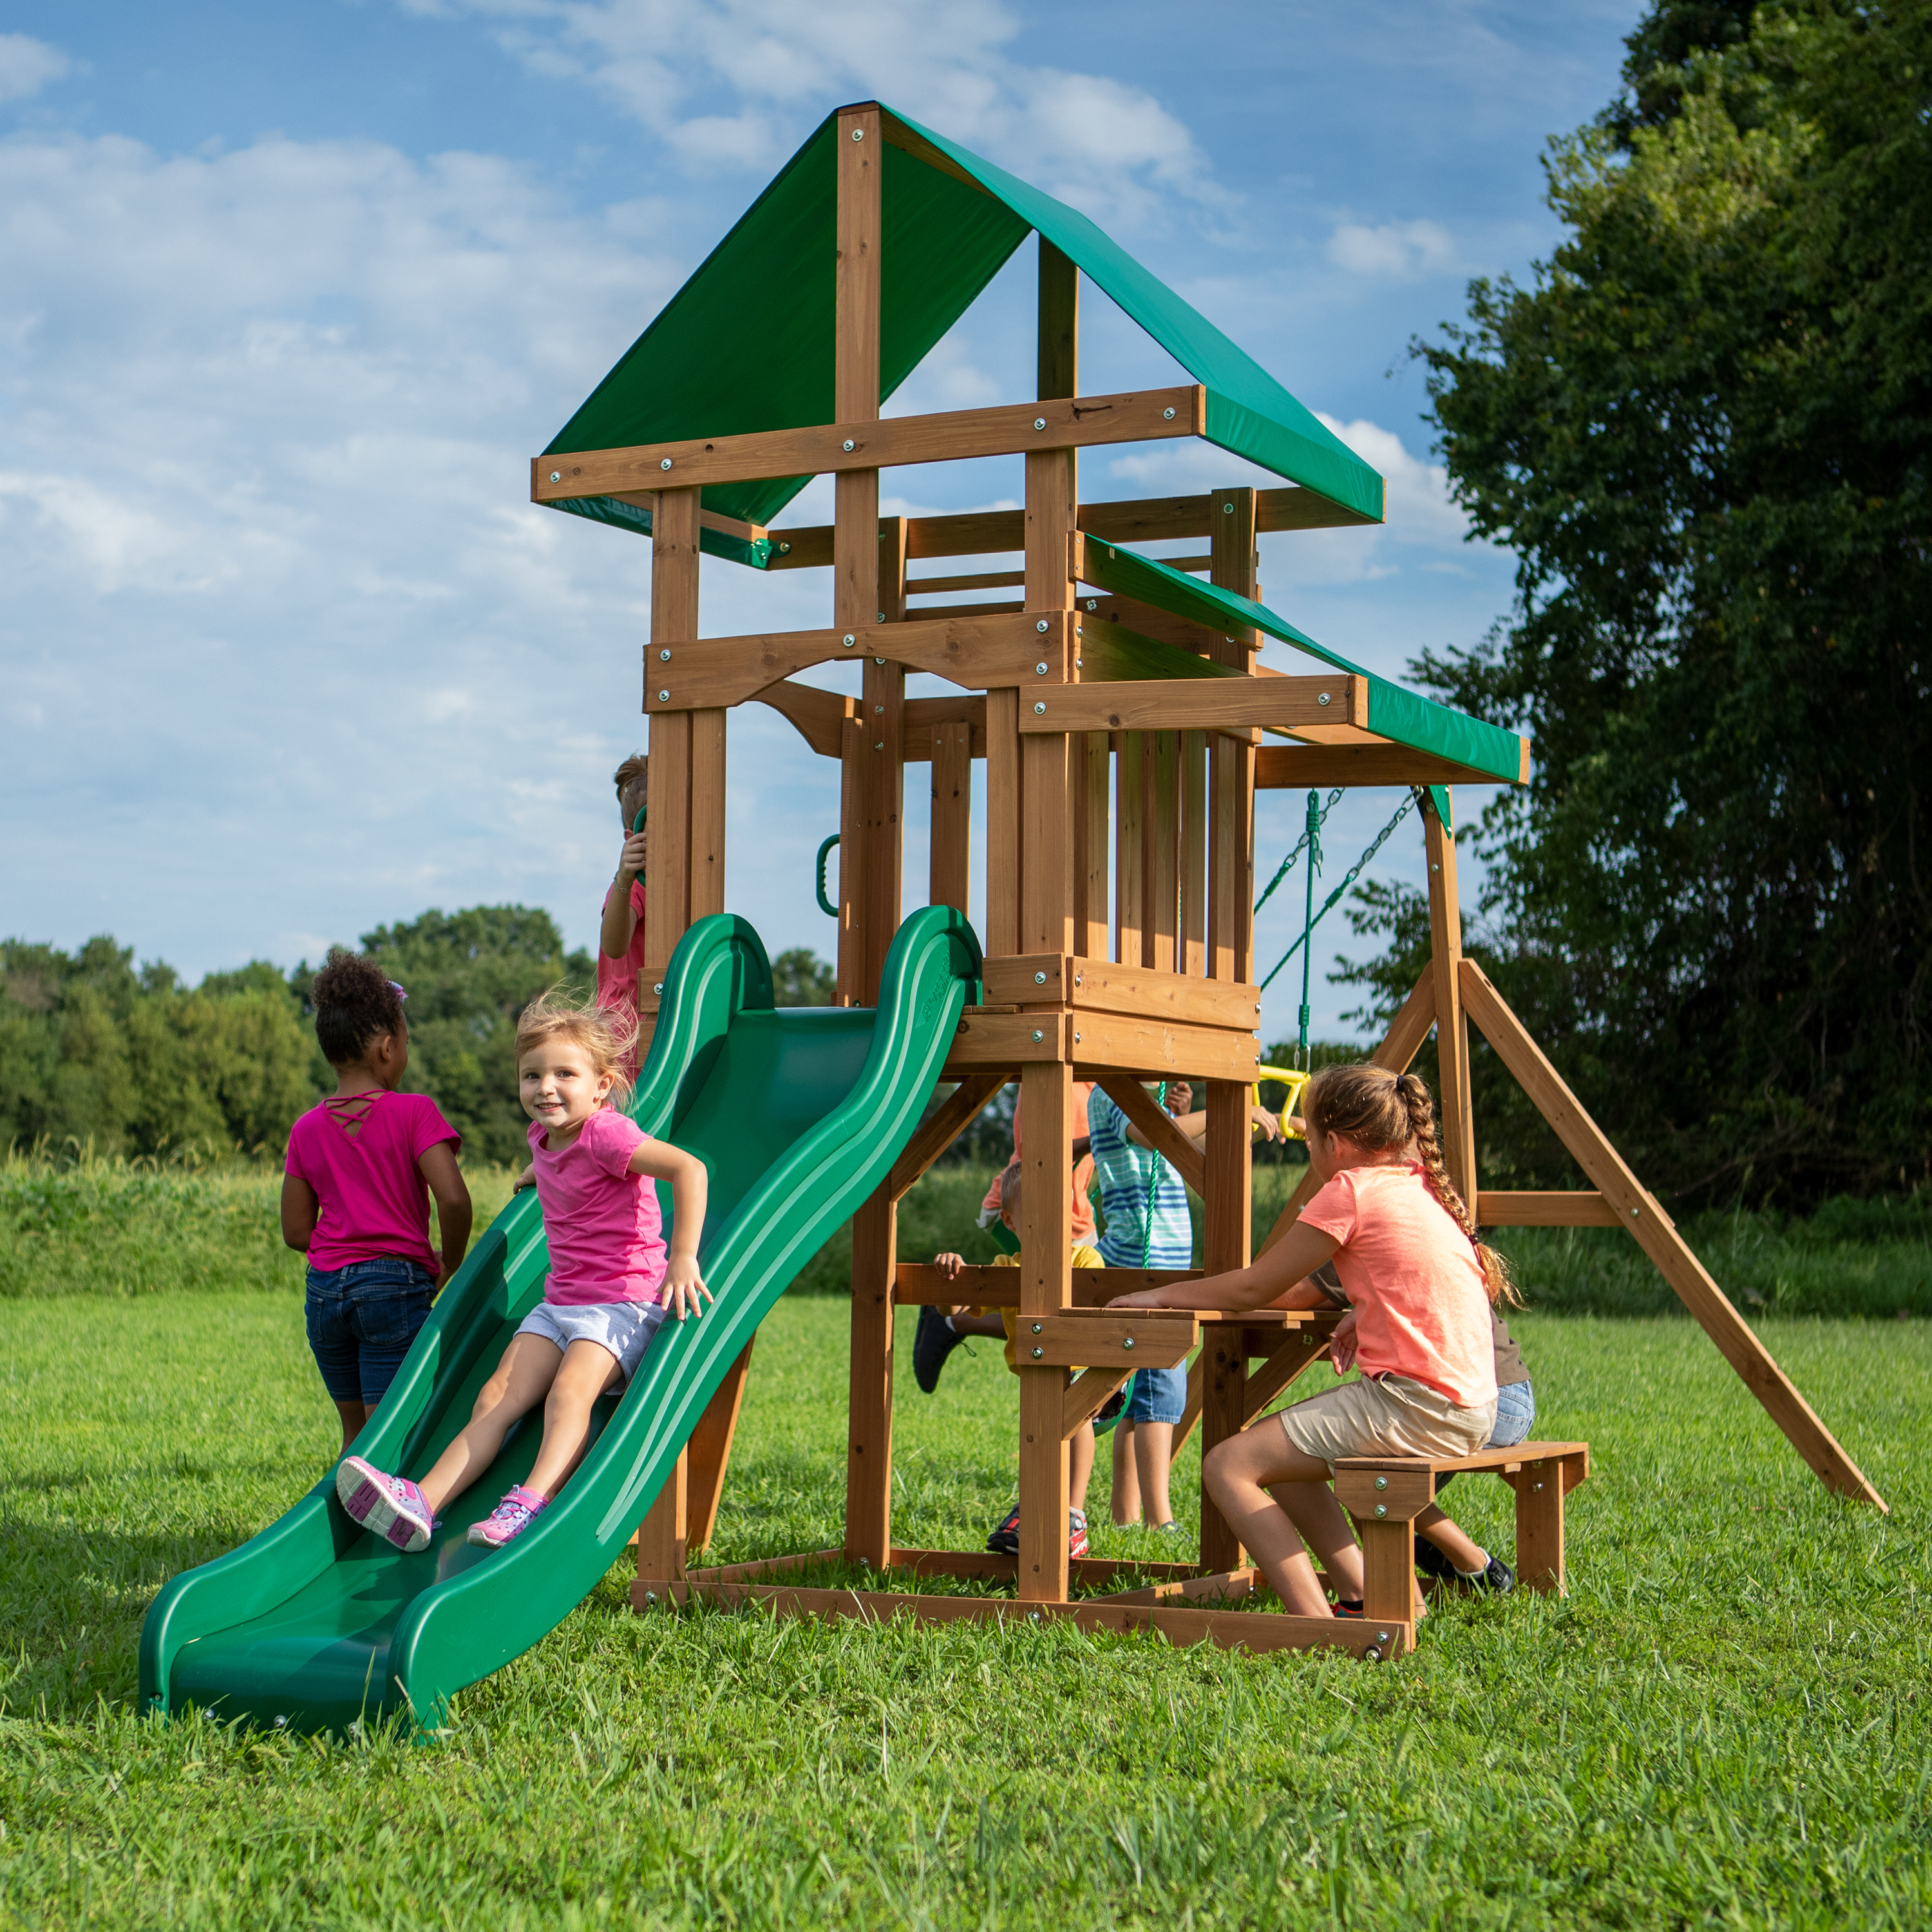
left=305, top=1257, right=436, bottom=1407
left=1123, top=1361, right=1186, bottom=1425
left=1432, top=1377, right=1535, bottom=1497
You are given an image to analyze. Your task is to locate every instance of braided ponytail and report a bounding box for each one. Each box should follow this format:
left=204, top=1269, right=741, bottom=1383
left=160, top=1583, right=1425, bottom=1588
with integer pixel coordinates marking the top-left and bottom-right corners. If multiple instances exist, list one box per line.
left=1303, top=1063, right=1519, bottom=1307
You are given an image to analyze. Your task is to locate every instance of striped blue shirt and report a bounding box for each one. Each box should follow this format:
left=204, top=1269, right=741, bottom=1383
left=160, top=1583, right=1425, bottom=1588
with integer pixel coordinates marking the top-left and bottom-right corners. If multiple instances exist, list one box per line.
left=1087, top=1091, right=1194, bottom=1269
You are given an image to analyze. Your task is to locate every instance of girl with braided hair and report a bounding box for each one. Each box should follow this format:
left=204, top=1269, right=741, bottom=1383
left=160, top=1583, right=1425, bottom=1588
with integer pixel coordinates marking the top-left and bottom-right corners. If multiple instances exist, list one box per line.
left=1108, top=1063, right=1505, bottom=1622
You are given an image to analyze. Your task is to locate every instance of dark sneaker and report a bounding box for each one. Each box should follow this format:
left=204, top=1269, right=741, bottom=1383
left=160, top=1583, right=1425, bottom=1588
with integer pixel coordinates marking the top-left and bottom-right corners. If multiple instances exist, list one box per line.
left=1331, top=1599, right=1364, bottom=1618
left=1414, top=1536, right=1457, bottom=1583
left=1069, top=1510, right=1090, bottom=1559
left=913, top=1305, right=966, bottom=1394
left=985, top=1503, right=1021, bottom=1555
left=1475, top=1555, right=1516, bottom=1595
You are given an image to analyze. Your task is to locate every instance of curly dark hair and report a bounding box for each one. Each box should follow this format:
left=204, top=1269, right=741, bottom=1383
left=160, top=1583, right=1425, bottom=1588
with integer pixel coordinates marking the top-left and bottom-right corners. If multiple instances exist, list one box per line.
left=311, top=948, right=406, bottom=1065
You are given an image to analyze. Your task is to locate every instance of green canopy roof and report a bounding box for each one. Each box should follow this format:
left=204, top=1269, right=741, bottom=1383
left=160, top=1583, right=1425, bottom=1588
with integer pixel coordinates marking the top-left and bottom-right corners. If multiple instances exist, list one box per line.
left=545, top=104, right=1384, bottom=561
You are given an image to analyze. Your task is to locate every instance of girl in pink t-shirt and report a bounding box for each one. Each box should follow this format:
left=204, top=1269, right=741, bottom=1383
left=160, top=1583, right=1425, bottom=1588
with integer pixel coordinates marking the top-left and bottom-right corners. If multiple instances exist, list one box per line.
left=282, top=952, right=471, bottom=1454
left=1108, top=1063, right=1517, bottom=1622
left=337, top=989, right=709, bottom=1556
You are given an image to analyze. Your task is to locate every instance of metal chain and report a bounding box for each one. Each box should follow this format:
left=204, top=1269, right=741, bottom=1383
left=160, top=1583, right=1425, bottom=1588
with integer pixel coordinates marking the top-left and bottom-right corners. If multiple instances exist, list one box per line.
left=1259, top=790, right=1421, bottom=994
left=1253, top=785, right=1345, bottom=914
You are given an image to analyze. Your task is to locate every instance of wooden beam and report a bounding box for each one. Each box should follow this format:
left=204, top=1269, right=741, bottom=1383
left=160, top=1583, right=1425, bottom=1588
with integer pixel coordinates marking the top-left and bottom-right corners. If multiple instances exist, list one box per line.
left=1095, top=1074, right=1207, bottom=1198
left=893, top=1263, right=1205, bottom=1307
left=1075, top=1012, right=1262, bottom=1084
left=1479, top=1190, right=1621, bottom=1227
left=1020, top=675, right=1365, bottom=737
left=1424, top=794, right=1477, bottom=1209
left=750, top=679, right=851, bottom=758
left=929, top=719, right=973, bottom=910
left=982, top=954, right=1261, bottom=1032
left=684, top=1340, right=753, bottom=1554
left=1027, top=1309, right=1197, bottom=1369
left=1256, top=744, right=1524, bottom=790
left=1063, top=1365, right=1133, bottom=1438
left=533, top=386, right=1204, bottom=502
left=636, top=1450, right=688, bottom=1582
left=886, top=1075, right=1005, bottom=1202
left=905, top=694, right=987, bottom=764
left=1457, top=958, right=1887, bottom=1511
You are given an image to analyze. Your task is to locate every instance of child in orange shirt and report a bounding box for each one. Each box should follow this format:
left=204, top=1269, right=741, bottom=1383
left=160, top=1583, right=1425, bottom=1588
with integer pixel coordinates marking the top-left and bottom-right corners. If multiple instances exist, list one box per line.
left=1109, top=1063, right=1512, bottom=1620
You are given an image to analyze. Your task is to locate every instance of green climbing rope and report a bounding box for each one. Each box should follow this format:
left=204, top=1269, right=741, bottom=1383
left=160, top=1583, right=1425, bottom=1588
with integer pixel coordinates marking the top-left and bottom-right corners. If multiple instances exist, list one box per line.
left=1253, top=785, right=1343, bottom=914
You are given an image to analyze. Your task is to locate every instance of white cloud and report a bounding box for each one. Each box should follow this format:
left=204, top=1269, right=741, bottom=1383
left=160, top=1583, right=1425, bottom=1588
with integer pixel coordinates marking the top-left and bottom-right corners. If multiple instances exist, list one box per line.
left=1325, top=217, right=1454, bottom=278
left=417, top=0, right=1224, bottom=231
left=0, top=33, right=70, bottom=102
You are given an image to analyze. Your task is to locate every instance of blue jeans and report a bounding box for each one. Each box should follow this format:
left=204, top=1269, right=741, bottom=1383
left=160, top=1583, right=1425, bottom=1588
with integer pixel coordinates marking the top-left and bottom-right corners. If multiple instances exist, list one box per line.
left=1123, top=1363, right=1186, bottom=1425
left=1432, top=1378, right=1535, bottom=1497
left=305, top=1258, right=436, bottom=1407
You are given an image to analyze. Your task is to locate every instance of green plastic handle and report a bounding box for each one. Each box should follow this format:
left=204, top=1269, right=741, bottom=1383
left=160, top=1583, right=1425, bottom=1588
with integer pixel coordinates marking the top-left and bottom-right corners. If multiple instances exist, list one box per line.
left=816, top=834, right=840, bottom=916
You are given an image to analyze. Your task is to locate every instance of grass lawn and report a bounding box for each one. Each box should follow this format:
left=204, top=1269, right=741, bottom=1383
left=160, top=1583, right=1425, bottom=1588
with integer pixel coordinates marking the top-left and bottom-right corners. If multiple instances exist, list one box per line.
left=2, top=1274, right=1929, bottom=1927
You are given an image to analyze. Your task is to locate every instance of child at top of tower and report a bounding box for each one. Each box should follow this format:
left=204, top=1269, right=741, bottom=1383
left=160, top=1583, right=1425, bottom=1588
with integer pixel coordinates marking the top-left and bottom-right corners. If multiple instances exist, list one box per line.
left=336, top=987, right=709, bottom=1556
left=1108, top=1062, right=1507, bottom=1620
left=282, top=951, right=472, bottom=1454
left=598, top=753, right=650, bottom=1072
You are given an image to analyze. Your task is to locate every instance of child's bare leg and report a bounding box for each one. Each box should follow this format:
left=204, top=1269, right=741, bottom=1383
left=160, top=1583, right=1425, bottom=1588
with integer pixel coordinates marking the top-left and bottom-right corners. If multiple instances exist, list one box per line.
left=524, top=1340, right=623, bottom=1501
left=1414, top=1501, right=1487, bottom=1574
left=1112, top=1420, right=1142, bottom=1524
left=417, top=1334, right=560, bottom=1513
left=1134, top=1420, right=1176, bottom=1527
left=333, top=1399, right=368, bottom=1455
left=1070, top=1421, right=1095, bottom=1519
left=949, top=1311, right=1007, bottom=1338
left=1203, top=1425, right=1356, bottom=1616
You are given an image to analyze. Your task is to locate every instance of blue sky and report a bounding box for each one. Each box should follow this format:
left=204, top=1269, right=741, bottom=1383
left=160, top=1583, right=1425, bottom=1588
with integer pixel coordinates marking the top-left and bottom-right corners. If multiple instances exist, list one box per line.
left=0, top=1, right=1642, bottom=1042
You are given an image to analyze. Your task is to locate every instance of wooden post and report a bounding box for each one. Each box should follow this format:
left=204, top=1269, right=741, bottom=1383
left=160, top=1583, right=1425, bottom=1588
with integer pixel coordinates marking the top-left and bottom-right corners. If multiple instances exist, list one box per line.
left=636, top=1451, right=688, bottom=1582
left=643, top=485, right=701, bottom=993
left=688, top=710, right=726, bottom=921
left=930, top=720, right=972, bottom=913
left=1017, top=1059, right=1074, bottom=1602
left=1197, top=1077, right=1253, bottom=1570
left=1508, top=1459, right=1567, bottom=1596
left=1079, top=732, right=1112, bottom=960
left=1209, top=486, right=1258, bottom=985
left=835, top=100, right=898, bottom=1571
left=685, top=1340, right=754, bottom=1555
left=1424, top=793, right=1477, bottom=1208
left=1115, top=732, right=1144, bottom=967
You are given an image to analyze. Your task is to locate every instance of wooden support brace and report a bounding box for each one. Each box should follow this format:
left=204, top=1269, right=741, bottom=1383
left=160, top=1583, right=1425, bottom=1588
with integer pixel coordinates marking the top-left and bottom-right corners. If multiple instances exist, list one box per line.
left=887, top=1075, right=1006, bottom=1202
left=1063, top=1365, right=1133, bottom=1439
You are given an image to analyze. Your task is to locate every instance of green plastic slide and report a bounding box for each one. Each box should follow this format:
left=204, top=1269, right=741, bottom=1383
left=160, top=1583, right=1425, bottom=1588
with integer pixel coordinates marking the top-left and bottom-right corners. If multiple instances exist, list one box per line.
left=140, top=906, right=982, bottom=1733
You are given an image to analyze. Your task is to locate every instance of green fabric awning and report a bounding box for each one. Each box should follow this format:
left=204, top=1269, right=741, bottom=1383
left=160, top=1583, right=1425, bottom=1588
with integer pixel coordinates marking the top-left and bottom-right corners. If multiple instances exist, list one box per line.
left=1081, top=536, right=1524, bottom=783
left=544, top=104, right=1384, bottom=556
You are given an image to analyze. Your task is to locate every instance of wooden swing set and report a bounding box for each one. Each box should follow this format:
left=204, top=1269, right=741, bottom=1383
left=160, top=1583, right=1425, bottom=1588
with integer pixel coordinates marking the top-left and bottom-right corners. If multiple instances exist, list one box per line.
left=533, top=101, right=1884, bottom=1663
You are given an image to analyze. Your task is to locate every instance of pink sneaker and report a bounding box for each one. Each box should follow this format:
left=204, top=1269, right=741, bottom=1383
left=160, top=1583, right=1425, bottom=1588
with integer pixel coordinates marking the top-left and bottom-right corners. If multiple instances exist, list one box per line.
left=467, top=1485, right=547, bottom=1550
left=336, top=1456, right=434, bottom=1553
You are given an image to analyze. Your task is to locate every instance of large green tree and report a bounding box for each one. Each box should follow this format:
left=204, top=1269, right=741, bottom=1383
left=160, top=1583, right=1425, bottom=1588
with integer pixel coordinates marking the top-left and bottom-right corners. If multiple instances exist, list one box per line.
left=1394, top=0, right=1932, bottom=1204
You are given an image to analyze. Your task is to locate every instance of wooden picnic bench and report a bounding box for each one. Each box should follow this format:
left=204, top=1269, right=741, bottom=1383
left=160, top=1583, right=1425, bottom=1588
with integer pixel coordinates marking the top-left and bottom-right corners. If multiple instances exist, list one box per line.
left=1333, top=1439, right=1590, bottom=1630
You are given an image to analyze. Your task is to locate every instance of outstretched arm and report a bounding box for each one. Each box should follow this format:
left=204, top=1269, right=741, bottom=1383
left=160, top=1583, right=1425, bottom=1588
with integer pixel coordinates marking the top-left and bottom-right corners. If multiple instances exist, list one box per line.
left=628, top=1140, right=711, bottom=1318
left=1108, top=1218, right=1340, bottom=1312
left=601, top=835, right=648, bottom=959
left=417, top=1141, right=473, bottom=1285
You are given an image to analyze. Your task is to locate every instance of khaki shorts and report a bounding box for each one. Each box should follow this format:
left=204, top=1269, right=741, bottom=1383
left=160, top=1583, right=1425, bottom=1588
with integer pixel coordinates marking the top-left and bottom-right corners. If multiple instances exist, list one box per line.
left=1278, top=1373, right=1497, bottom=1470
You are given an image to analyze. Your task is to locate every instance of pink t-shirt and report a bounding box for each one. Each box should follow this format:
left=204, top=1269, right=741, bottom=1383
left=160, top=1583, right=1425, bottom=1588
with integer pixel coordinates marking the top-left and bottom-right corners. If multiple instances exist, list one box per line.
left=1297, top=1162, right=1498, bottom=1408
left=285, top=1090, right=460, bottom=1273
left=528, top=1106, right=667, bottom=1307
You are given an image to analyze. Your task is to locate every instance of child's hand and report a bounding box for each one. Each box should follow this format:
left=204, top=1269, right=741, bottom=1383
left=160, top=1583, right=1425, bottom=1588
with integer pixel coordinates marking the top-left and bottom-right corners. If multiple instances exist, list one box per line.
left=511, top=1164, right=537, bottom=1193
left=1329, top=1307, right=1359, bottom=1374
left=1164, top=1081, right=1193, bottom=1117
left=616, top=831, right=649, bottom=883
left=933, top=1251, right=967, bottom=1281
left=660, top=1253, right=712, bottom=1321
left=1249, top=1104, right=1282, bottom=1141
left=1107, top=1287, right=1168, bottom=1310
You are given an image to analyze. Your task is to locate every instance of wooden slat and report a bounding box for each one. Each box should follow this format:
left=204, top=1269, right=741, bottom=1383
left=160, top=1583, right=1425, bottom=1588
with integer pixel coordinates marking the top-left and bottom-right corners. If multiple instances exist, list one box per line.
left=1076, top=1012, right=1264, bottom=1084
left=1180, top=729, right=1208, bottom=975
left=1424, top=794, right=1477, bottom=1208
left=1094, top=1074, right=1206, bottom=1197
left=1025, top=1309, right=1197, bottom=1369
left=1256, top=967, right=1436, bottom=1256
left=886, top=1075, right=1005, bottom=1202
left=892, top=1263, right=1204, bottom=1307
left=1104, top=1567, right=1256, bottom=1607
left=904, top=693, right=987, bottom=764
left=1457, top=957, right=1887, bottom=1510
left=982, top=954, right=1262, bottom=1032
left=1148, top=730, right=1178, bottom=972
left=1479, top=1190, right=1620, bottom=1227
left=1256, top=744, right=1523, bottom=790
left=647, top=611, right=1070, bottom=713
left=1242, top=1327, right=1334, bottom=1423
left=888, top=1548, right=1208, bottom=1585
left=1019, top=676, right=1366, bottom=736
left=1210, top=487, right=1258, bottom=987
left=684, top=1340, right=753, bottom=1554
left=533, top=386, right=1204, bottom=502
left=929, top=720, right=973, bottom=911
left=985, top=688, right=1021, bottom=956
left=682, top=1548, right=844, bottom=1586
left=1115, top=732, right=1144, bottom=967
left=907, top=567, right=1026, bottom=594
left=750, top=679, right=851, bottom=758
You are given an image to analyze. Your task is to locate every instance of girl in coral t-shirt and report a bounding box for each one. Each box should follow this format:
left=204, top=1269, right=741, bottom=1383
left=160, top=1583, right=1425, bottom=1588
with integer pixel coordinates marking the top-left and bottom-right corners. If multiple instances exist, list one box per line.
left=1108, top=1063, right=1515, bottom=1620
left=337, top=989, right=709, bottom=1556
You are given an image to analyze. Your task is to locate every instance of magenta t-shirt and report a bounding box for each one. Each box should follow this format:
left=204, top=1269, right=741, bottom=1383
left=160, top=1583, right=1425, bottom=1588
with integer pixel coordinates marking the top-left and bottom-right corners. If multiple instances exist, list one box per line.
left=528, top=1106, right=667, bottom=1307
left=285, top=1090, right=460, bottom=1273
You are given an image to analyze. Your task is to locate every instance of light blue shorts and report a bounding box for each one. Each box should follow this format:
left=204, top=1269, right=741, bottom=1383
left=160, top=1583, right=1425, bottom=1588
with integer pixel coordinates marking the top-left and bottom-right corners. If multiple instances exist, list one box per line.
left=517, top=1299, right=666, bottom=1383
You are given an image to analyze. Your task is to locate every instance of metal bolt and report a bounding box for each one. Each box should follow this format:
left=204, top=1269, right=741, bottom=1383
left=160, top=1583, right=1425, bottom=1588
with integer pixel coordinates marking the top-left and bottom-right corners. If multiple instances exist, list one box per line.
left=1318, top=692, right=1332, bottom=707
left=1074, top=1031, right=1080, bottom=1043
left=1035, top=662, right=1048, bottom=676
left=842, top=439, right=855, bottom=453
left=549, top=471, right=561, bottom=484
left=1034, top=971, right=1047, bottom=985
left=1222, top=502, right=1234, bottom=513
left=1085, top=599, right=1097, bottom=611
left=660, top=458, right=672, bottom=470
left=1374, top=1504, right=1387, bottom=1518
left=842, top=634, right=856, bottom=647
left=1162, top=406, right=1176, bottom=421
left=1028, top=1611, right=1041, bottom=1623
left=1034, top=417, right=1046, bottom=431
left=876, top=612, right=885, bottom=623
left=1123, top=1335, right=1135, bottom=1350
left=659, top=649, right=670, bottom=661
left=1031, top=1346, right=1043, bottom=1359
left=874, top=741, right=884, bottom=750
left=851, top=128, right=864, bottom=141
left=1036, top=618, right=1050, bottom=633
left=874, top=703, right=884, bottom=714
left=1534, top=1481, right=1544, bottom=1492
left=1378, top=1630, right=1391, bottom=1643
left=658, top=688, right=670, bottom=701
left=1034, top=701, right=1046, bottom=715
left=778, top=541, right=790, bottom=553
left=875, top=656, right=886, bottom=665
left=1374, top=1477, right=1387, bottom=1490
left=652, top=983, right=663, bottom=994
left=1031, top=1321, right=1042, bottom=1334
left=1365, top=1645, right=1383, bottom=1662
left=1031, top=1028, right=1044, bottom=1043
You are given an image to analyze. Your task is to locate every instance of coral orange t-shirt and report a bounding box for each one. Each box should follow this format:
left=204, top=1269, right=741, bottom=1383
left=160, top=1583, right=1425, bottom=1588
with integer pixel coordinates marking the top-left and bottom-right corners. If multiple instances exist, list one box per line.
left=1296, top=1162, right=1497, bottom=1408
left=981, top=1082, right=1097, bottom=1242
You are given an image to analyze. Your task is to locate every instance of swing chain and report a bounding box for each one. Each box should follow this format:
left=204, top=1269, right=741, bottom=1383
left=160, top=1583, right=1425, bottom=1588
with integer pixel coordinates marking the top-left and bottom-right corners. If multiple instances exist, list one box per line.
left=1259, top=790, right=1422, bottom=996
left=1253, top=786, right=1344, bottom=914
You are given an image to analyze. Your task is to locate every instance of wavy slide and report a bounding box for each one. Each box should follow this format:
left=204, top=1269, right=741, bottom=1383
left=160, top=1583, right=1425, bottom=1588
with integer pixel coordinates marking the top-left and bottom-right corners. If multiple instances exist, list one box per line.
left=140, top=907, right=981, bottom=1732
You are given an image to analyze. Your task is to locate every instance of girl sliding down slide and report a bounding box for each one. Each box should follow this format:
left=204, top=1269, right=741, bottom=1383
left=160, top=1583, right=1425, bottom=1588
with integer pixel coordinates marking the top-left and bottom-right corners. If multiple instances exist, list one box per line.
left=337, top=990, right=709, bottom=1553
left=1109, top=1063, right=1512, bottom=1622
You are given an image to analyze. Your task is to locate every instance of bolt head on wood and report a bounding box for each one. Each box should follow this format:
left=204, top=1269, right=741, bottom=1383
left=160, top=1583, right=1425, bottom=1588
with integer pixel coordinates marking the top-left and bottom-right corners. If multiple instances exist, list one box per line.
left=1036, top=618, right=1050, bottom=633
left=842, top=439, right=855, bottom=452
left=1035, top=662, right=1048, bottom=675
left=659, top=649, right=670, bottom=660
left=1318, top=692, right=1332, bottom=706
left=660, top=458, right=672, bottom=470
left=1034, top=971, right=1047, bottom=983
left=1223, top=502, right=1234, bottom=512
left=1031, top=1029, right=1044, bottom=1043
left=1032, top=1346, right=1043, bottom=1358
left=1162, top=407, right=1175, bottom=420
left=1034, top=701, right=1046, bottom=715
left=1034, top=417, right=1046, bottom=431
left=549, top=471, right=561, bottom=483
left=658, top=688, right=669, bottom=701
left=842, top=634, right=855, bottom=646
left=851, top=128, right=864, bottom=140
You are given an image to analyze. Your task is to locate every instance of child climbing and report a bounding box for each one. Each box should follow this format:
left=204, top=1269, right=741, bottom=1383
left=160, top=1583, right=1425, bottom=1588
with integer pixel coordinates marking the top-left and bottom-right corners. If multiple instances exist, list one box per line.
left=1090, top=1080, right=1281, bottom=1532
left=598, top=752, right=651, bottom=1073
left=929, top=1159, right=1106, bottom=1558
left=282, top=951, right=471, bottom=1454
left=336, top=989, right=709, bottom=1553
left=1108, top=1063, right=1505, bottom=1619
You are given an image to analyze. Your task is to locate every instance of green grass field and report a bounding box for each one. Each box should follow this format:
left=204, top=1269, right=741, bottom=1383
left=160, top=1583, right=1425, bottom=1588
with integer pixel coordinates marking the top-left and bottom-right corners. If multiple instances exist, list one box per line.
left=3, top=1212, right=1929, bottom=1927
